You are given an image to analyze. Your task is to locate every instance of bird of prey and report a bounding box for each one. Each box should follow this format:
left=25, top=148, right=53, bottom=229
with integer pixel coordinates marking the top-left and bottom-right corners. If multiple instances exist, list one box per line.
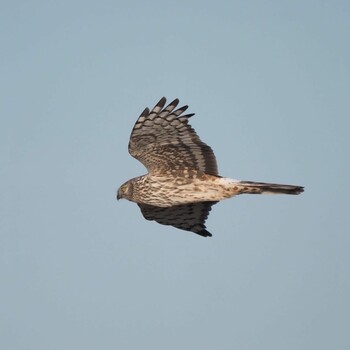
left=117, top=97, right=303, bottom=237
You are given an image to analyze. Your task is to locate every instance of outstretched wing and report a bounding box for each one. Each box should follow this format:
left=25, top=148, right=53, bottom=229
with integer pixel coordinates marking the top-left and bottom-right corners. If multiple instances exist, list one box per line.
left=128, top=97, right=218, bottom=176
left=138, top=201, right=218, bottom=237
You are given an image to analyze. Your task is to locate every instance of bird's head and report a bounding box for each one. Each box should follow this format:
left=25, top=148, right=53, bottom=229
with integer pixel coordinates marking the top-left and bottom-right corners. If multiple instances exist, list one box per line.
left=117, top=180, right=133, bottom=201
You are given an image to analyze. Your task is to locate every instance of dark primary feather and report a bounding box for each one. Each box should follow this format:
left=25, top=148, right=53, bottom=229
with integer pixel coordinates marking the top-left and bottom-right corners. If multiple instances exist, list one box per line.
left=138, top=201, right=218, bottom=237
left=128, top=97, right=218, bottom=176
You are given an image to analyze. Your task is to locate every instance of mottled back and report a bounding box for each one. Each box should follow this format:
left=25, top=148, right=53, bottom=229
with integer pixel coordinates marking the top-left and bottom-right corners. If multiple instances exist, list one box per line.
left=128, top=97, right=218, bottom=176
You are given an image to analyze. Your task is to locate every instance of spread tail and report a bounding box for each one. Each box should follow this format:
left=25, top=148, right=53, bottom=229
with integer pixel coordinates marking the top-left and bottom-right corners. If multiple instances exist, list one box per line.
left=236, top=181, right=304, bottom=195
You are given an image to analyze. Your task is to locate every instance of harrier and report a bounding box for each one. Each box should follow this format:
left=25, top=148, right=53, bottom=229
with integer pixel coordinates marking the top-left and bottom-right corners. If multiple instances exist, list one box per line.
left=117, top=97, right=303, bottom=237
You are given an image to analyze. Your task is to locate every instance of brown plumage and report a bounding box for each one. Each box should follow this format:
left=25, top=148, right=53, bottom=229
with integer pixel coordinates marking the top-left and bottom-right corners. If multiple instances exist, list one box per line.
left=117, top=97, right=304, bottom=237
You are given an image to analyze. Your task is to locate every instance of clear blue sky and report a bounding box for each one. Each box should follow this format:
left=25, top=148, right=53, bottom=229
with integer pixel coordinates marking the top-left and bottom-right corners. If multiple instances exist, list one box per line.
left=1, top=1, right=349, bottom=349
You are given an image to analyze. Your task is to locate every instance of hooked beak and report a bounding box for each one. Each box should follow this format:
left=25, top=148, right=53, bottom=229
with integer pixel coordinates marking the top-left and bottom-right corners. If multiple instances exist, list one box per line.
left=116, top=190, right=121, bottom=200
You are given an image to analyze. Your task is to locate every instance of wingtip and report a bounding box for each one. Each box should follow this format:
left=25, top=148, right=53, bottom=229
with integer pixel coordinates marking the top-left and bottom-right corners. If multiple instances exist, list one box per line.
left=155, top=97, right=185, bottom=113
left=157, top=97, right=167, bottom=107
left=139, top=107, right=150, bottom=117
left=168, top=98, right=180, bottom=110
left=196, top=229, right=212, bottom=237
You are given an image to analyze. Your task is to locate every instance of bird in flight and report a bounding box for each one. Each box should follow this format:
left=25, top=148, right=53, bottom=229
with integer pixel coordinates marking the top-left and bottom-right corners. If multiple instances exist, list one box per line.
left=117, top=97, right=303, bottom=237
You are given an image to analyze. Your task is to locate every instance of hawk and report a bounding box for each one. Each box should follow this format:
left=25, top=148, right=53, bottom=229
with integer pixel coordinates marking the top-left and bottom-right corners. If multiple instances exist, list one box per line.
left=117, top=97, right=303, bottom=237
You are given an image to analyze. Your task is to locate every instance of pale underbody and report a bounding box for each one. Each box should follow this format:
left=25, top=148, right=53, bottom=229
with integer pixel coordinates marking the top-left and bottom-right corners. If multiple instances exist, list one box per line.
left=131, top=174, right=247, bottom=207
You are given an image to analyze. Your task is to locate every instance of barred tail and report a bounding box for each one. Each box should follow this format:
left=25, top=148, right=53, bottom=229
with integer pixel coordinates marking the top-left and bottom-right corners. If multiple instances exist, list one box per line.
left=237, top=181, right=304, bottom=195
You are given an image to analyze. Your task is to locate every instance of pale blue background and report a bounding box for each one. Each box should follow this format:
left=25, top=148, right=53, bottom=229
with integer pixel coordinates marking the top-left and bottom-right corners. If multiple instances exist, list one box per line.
left=1, top=1, right=349, bottom=349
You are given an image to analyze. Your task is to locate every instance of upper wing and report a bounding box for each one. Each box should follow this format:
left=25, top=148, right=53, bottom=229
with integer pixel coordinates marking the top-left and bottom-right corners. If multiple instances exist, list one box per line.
left=138, top=201, right=218, bottom=237
left=128, top=97, right=218, bottom=176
